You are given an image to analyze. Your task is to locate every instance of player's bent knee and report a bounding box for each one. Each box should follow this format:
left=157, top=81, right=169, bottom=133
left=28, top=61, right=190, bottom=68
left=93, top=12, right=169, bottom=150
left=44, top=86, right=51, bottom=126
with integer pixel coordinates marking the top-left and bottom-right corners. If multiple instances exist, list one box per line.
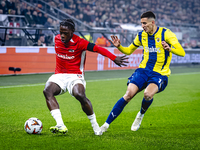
left=43, top=89, right=53, bottom=99
left=43, top=88, right=49, bottom=96
left=124, top=93, right=134, bottom=102
left=144, top=91, right=153, bottom=100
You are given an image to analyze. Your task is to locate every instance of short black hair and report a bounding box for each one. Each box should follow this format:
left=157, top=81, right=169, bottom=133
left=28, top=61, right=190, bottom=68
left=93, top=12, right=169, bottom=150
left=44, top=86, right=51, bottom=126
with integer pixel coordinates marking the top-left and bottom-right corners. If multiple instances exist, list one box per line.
left=141, top=11, right=156, bottom=19
left=60, top=19, right=75, bottom=31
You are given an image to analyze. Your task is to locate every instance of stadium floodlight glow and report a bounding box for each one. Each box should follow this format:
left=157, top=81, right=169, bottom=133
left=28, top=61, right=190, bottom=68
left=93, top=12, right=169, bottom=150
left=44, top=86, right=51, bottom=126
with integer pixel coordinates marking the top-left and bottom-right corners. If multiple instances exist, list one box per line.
left=8, top=67, right=21, bottom=75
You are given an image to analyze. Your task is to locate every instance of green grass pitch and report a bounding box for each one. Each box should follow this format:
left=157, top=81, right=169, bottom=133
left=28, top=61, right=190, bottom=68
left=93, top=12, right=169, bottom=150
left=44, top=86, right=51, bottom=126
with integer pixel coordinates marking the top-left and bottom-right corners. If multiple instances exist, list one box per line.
left=0, top=66, right=200, bottom=150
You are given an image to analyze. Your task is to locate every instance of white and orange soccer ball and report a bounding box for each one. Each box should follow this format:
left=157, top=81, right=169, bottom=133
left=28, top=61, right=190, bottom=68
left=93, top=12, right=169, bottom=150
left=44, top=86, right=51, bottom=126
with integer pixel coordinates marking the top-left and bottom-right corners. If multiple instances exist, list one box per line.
left=24, top=117, right=43, bottom=134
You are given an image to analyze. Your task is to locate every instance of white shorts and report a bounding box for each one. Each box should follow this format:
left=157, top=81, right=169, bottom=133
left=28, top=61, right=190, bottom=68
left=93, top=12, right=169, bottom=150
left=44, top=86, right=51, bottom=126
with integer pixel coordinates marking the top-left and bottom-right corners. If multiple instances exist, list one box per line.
left=46, top=73, right=86, bottom=96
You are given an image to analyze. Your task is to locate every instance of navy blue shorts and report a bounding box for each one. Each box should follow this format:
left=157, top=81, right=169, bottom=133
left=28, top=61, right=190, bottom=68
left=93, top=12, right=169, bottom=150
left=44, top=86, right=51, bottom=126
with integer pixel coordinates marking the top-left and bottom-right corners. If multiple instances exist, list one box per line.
left=127, top=68, right=168, bottom=93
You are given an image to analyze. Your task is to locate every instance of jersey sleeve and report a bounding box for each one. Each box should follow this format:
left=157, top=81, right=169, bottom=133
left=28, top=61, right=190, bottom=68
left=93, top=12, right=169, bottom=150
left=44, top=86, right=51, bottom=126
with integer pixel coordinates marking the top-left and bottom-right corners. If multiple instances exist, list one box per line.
left=78, top=38, right=90, bottom=50
left=115, top=33, right=140, bottom=55
left=165, top=29, right=185, bottom=57
left=133, top=34, right=142, bottom=47
left=92, top=45, right=116, bottom=61
left=80, top=39, right=116, bottom=61
left=118, top=43, right=138, bottom=55
left=165, top=29, right=179, bottom=45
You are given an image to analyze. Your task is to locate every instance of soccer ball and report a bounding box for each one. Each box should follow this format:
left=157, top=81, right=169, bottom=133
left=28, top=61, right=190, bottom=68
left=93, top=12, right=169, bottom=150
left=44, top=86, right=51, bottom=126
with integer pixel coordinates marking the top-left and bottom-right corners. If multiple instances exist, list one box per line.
left=24, top=117, right=43, bottom=134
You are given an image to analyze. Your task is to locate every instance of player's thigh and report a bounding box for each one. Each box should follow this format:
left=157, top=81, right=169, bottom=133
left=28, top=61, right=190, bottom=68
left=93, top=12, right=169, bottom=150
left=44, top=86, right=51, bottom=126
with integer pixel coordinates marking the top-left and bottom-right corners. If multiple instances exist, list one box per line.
left=127, top=68, right=148, bottom=91
left=148, top=74, right=168, bottom=93
left=68, top=77, right=86, bottom=97
left=72, top=83, right=86, bottom=99
left=45, top=74, right=66, bottom=95
left=44, top=80, right=62, bottom=96
left=123, top=83, right=139, bottom=102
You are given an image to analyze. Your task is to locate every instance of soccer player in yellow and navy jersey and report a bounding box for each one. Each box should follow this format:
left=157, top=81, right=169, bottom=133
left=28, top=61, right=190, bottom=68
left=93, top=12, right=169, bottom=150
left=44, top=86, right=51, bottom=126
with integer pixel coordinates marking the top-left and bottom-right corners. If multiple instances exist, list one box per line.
left=100, top=11, right=185, bottom=132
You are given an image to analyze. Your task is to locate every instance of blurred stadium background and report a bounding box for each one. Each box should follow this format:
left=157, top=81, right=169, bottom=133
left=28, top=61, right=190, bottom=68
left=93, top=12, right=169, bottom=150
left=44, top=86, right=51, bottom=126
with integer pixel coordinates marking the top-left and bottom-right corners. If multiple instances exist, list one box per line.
left=0, top=2, right=200, bottom=149
left=0, top=0, right=200, bottom=75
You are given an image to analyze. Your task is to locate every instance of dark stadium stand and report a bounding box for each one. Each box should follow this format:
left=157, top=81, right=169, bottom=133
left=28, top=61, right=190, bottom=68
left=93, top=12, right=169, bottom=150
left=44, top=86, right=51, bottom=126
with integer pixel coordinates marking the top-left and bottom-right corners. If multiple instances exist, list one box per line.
left=0, top=0, right=199, bottom=48
left=1, top=0, right=199, bottom=28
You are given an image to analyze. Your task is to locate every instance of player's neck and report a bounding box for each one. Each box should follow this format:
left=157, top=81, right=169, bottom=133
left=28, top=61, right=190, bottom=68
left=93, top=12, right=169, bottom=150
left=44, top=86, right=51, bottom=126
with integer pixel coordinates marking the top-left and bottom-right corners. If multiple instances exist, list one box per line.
left=149, top=26, right=157, bottom=35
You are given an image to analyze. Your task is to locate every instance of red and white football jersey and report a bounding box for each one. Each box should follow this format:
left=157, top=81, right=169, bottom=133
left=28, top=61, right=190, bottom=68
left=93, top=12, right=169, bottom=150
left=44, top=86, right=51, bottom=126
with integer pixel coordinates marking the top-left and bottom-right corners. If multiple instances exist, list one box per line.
left=54, top=34, right=89, bottom=74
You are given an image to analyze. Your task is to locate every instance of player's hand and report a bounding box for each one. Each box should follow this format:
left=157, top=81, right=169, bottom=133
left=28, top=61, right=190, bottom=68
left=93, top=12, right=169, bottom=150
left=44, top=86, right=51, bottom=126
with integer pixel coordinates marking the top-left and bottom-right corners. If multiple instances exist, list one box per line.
left=114, top=55, right=129, bottom=67
left=162, top=41, right=171, bottom=52
left=110, top=35, right=121, bottom=48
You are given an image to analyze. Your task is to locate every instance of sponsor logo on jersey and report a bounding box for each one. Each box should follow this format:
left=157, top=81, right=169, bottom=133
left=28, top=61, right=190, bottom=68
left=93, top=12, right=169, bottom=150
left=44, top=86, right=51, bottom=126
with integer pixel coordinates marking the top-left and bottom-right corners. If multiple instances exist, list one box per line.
left=68, top=49, right=74, bottom=52
left=56, top=53, right=75, bottom=59
left=145, top=46, right=161, bottom=53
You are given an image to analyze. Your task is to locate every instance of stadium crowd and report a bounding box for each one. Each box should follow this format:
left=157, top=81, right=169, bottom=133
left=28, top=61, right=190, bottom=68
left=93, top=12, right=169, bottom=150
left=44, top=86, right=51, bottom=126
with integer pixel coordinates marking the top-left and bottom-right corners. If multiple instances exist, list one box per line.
left=0, top=0, right=199, bottom=48
left=68, top=0, right=199, bottom=28
left=0, top=0, right=199, bottom=28
left=44, top=0, right=200, bottom=28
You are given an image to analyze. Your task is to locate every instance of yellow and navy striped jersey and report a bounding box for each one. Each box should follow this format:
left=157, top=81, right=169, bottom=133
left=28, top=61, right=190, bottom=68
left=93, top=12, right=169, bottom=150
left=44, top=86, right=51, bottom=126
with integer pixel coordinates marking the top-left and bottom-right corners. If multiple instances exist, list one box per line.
left=132, top=27, right=183, bottom=77
left=118, top=27, right=185, bottom=77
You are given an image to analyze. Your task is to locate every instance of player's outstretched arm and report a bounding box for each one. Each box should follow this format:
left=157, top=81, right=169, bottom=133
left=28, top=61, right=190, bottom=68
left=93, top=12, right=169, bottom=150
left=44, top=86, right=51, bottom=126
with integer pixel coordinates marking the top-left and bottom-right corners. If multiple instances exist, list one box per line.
left=87, top=42, right=129, bottom=67
left=110, top=35, right=138, bottom=55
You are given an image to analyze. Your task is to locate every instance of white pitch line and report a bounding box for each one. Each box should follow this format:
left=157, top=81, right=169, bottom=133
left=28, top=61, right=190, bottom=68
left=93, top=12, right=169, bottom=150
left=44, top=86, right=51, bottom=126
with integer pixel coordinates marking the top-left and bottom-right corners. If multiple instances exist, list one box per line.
left=170, top=72, right=200, bottom=76
left=0, top=72, right=200, bottom=89
left=0, top=78, right=125, bottom=89
left=0, top=83, right=45, bottom=89
left=87, top=77, right=125, bottom=82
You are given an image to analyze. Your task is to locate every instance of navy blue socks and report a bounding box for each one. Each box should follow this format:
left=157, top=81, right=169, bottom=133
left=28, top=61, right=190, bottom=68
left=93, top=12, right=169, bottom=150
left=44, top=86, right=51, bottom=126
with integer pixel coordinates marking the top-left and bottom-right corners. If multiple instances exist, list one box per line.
left=140, top=98, right=153, bottom=114
left=106, top=97, right=128, bottom=124
left=105, top=97, right=153, bottom=124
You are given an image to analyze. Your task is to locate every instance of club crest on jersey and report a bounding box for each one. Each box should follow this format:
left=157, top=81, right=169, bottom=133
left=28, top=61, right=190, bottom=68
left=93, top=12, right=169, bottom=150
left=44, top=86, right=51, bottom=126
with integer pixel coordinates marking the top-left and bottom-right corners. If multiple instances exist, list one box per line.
left=68, top=49, right=74, bottom=52
left=77, top=75, right=82, bottom=78
left=156, top=38, right=160, bottom=43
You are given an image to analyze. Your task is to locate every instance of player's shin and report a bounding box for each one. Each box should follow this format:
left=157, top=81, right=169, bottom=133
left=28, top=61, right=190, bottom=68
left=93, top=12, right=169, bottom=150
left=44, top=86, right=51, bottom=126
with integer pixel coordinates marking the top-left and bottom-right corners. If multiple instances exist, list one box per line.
left=101, top=97, right=128, bottom=132
left=106, top=97, right=128, bottom=124
left=140, top=98, right=153, bottom=114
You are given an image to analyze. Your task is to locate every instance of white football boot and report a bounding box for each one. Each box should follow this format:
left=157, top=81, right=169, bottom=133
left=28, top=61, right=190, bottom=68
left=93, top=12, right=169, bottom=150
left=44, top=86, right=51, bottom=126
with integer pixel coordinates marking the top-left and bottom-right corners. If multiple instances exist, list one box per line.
left=100, top=122, right=109, bottom=133
left=131, top=111, right=144, bottom=131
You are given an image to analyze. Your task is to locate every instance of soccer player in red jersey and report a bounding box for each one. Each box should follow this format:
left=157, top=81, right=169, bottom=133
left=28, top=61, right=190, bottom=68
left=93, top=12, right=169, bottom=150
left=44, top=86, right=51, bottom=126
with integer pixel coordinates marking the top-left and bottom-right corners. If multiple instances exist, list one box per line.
left=43, top=19, right=128, bottom=135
